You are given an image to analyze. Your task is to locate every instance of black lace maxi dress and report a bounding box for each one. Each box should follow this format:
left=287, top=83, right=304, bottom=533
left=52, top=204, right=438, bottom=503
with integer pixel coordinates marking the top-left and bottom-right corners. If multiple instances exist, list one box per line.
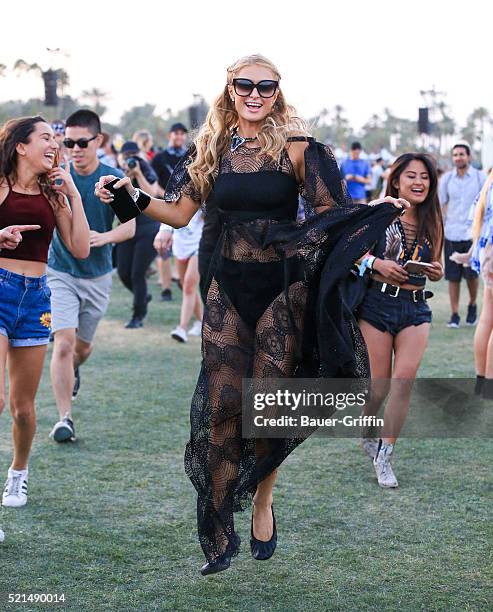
left=163, top=137, right=401, bottom=562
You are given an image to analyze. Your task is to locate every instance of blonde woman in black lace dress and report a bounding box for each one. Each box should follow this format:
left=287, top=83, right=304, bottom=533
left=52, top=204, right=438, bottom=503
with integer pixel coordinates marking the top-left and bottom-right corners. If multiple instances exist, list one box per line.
left=96, top=54, right=407, bottom=575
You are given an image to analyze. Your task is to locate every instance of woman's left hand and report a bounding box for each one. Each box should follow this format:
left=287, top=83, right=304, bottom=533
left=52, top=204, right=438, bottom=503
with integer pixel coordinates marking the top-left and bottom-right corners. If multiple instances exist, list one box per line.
left=48, top=165, right=78, bottom=198
left=368, top=196, right=411, bottom=211
left=424, top=261, right=444, bottom=281
left=89, top=230, right=109, bottom=248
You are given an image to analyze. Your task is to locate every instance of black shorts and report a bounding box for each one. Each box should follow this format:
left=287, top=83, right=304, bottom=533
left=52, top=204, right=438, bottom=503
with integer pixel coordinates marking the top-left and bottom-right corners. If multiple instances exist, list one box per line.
left=444, top=239, right=478, bottom=282
left=358, top=287, right=432, bottom=336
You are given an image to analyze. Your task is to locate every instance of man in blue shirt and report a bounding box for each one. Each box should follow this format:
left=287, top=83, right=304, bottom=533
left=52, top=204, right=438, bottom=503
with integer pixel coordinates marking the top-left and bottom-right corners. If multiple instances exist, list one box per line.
left=439, top=142, right=486, bottom=328
left=340, top=142, right=372, bottom=204
left=47, top=110, right=135, bottom=443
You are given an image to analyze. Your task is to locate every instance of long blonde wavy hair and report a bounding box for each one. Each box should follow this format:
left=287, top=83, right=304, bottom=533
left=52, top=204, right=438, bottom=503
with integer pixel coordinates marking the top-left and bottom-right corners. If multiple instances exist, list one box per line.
left=472, top=168, right=493, bottom=241
left=187, top=54, right=309, bottom=199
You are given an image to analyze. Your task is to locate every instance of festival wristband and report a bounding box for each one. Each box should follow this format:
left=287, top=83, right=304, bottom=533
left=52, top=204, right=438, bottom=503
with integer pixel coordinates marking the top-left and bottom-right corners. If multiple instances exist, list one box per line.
left=359, top=255, right=376, bottom=276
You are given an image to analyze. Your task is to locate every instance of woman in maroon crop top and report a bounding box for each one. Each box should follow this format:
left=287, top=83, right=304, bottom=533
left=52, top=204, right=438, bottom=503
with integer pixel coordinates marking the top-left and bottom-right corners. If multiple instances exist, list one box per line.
left=0, top=116, right=90, bottom=510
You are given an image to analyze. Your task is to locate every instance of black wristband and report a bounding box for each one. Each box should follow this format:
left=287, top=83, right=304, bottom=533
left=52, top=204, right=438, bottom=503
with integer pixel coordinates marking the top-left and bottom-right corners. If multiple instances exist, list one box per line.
left=136, top=190, right=151, bottom=212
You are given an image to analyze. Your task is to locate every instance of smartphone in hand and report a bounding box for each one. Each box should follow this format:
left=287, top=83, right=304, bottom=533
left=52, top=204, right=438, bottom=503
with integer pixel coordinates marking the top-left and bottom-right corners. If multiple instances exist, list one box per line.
left=403, top=260, right=433, bottom=275
left=104, top=178, right=142, bottom=223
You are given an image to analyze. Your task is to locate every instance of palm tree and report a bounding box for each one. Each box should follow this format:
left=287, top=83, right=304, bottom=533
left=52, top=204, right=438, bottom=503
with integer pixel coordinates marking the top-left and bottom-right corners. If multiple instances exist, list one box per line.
left=13, top=59, right=67, bottom=107
left=81, top=88, right=108, bottom=117
left=13, top=59, right=43, bottom=77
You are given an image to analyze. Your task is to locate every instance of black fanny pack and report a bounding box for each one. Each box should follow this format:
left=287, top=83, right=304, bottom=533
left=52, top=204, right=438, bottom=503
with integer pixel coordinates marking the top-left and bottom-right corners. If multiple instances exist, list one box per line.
left=368, top=279, right=433, bottom=302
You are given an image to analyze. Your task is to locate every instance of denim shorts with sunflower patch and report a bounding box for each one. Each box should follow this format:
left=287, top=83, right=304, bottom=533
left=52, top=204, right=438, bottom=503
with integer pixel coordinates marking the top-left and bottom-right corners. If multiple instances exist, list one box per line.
left=0, top=267, right=52, bottom=347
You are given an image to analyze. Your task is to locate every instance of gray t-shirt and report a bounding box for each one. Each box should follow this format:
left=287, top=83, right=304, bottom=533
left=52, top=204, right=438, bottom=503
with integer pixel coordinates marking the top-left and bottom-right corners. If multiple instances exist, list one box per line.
left=48, top=163, right=124, bottom=278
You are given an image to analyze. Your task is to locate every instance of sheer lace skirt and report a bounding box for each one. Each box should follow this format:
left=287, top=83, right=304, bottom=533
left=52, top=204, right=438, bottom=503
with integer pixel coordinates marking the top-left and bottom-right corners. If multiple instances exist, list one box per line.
left=185, top=204, right=401, bottom=562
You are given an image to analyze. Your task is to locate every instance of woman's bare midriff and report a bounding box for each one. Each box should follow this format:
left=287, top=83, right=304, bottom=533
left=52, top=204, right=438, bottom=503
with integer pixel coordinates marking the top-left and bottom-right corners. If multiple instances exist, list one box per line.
left=0, top=257, right=47, bottom=277
left=371, top=271, right=425, bottom=292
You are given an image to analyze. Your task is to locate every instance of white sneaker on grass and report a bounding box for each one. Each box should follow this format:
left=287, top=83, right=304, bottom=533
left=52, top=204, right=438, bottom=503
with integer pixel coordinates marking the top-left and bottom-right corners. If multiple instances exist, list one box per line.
left=171, top=326, right=188, bottom=343
left=188, top=320, right=202, bottom=336
left=2, top=468, right=28, bottom=507
left=49, top=414, right=75, bottom=443
left=373, top=441, right=398, bottom=488
left=0, top=527, right=4, bottom=542
left=359, top=437, right=379, bottom=459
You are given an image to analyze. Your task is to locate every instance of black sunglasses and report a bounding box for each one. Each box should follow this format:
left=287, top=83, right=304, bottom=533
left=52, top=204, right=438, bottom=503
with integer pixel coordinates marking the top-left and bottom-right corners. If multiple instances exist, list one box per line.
left=232, top=78, right=279, bottom=99
left=63, top=134, right=98, bottom=149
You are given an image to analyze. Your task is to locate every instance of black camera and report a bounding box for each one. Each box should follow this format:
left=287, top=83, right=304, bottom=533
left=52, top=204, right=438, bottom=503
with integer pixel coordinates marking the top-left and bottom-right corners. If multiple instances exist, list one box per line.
left=126, top=157, right=139, bottom=170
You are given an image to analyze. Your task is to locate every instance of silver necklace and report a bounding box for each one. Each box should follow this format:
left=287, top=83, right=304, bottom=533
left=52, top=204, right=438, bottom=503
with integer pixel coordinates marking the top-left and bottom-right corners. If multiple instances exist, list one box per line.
left=230, top=130, right=258, bottom=152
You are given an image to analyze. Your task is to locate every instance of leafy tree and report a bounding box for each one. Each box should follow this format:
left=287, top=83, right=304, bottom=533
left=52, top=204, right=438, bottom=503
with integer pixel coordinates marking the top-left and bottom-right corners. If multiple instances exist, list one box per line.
left=117, top=104, right=170, bottom=142
left=0, top=97, right=80, bottom=125
left=462, top=107, right=492, bottom=151
left=310, top=105, right=352, bottom=147
left=81, top=88, right=108, bottom=118
left=360, top=113, right=388, bottom=151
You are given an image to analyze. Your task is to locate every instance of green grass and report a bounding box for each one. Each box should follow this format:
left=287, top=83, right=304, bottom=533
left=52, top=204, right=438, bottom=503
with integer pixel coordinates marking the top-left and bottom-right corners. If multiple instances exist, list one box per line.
left=0, top=275, right=491, bottom=611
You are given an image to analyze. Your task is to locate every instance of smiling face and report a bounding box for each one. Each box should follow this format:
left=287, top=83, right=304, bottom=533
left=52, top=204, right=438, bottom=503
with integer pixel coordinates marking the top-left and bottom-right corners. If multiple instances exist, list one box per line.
left=228, top=64, right=279, bottom=127
left=452, top=146, right=470, bottom=171
left=65, top=125, right=102, bottom=173
left=393, top=159, right=430, bottom=206
left=15, top=121, right=58, bottom=174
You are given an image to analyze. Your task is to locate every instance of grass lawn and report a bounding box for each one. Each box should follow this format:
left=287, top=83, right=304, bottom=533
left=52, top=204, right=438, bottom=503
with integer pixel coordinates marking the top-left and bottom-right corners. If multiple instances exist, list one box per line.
left=0, top=274, right=491, bottom=611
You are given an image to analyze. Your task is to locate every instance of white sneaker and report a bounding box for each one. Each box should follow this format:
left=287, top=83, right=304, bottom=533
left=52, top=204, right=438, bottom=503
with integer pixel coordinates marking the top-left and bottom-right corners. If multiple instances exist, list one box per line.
left=373, top=441, right=398, bottom=488
left=49, top=415, right=76, bottom=443
left=360, top=437, right=379, bottom=459
left=0, top=527, right=4, bottom=542
left=188, top=320, right=202, bottom=336
left=171, top=326, right=188, bottom=343
left=2, top=468, right=28, bottom=507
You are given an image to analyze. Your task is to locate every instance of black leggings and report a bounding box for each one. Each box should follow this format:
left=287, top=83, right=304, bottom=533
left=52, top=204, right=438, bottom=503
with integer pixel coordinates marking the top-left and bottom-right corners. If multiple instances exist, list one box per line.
left=117, top=227, right=157, bottom=318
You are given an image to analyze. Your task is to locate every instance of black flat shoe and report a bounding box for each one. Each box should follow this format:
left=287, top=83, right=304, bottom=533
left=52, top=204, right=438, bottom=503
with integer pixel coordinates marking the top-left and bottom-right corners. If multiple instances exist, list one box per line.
left=250, top=505, right=277, bottom=560
left=200, top=553, right=232, bottom=576
left=200, top=532, right=240, bottom=576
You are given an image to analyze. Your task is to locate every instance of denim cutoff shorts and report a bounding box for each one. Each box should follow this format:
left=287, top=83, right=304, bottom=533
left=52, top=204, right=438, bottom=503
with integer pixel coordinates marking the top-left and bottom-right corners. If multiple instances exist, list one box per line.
left=0, top=267, right=52, bottom=347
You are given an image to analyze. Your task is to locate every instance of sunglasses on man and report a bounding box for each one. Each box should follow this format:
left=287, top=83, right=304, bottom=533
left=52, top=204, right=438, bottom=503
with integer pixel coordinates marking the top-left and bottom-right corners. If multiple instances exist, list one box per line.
left=63, top=134, right=98, bottom=149
left=232, top=79, right=279, bottom=99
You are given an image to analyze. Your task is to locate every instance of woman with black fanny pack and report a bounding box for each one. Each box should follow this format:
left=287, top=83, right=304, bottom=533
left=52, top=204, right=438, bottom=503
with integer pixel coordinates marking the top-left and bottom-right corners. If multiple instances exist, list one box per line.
left=357, top=153, right=444, bottom=488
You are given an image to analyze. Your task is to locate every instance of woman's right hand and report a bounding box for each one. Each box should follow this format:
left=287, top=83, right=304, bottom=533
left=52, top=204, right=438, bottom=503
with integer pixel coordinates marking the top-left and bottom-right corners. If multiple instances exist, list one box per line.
left=153, top=229, right=173, bottom=256
left=368, top=196, right=411, bottom=211
left=94, top=175, right=134, bottom=203
left=449, top=251, right=471, bottom=266
left=0, top=225, right=40, bottom=249
left=372, top=258, right=409, bottom=284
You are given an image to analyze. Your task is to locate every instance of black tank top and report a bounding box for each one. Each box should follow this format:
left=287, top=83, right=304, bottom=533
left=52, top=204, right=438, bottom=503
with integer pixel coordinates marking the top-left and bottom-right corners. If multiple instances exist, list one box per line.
left=205, top=144, right=299, bottom=221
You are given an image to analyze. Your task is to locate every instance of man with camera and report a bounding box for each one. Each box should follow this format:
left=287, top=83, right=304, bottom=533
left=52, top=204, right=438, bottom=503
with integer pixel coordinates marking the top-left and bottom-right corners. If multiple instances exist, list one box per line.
left=116, top=141, right=160, bottom=329
left=152, top=123, right=189, bottom=302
